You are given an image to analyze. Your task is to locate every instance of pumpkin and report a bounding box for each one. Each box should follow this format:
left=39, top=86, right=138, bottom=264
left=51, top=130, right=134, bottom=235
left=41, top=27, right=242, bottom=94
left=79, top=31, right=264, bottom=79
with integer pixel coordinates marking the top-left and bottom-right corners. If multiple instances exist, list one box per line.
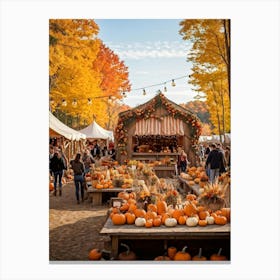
left=157, top=200, right=168, bottom=215
left=88, top=248, right=102, bottom=260
left=221, top=208, right=231, bottom=222
left=125, top=212, right=136, bottom=224
left=95, top=183, right=103, bottom=189
left=198, top=219, right=207, bottom=226
left=154, top=255, right=171, bottom=261
left=145, top=211, right=157, bottom=221
left=49, top=182, right=54, bottom=191
left=167, top=246, right=177, bottom=260
left=118, top=191, right=130, bottom=200
left=135, top=217, right=146, bottom=227
left=145, top=219, right=153, bottom=228
left=196, top=206, right=206, bottom=212
left=186, top=216, right=199, bottom=227
left=174, top=246, right=191, bottom=261
left=111, top=213, right=126, bottom=225
left=184, top=201, right=198, bottom=216
left=188, top=180, right=195, bottom=186
left=134, top=208, right=146, bottom=218
left=128, top=198, right=136, bottom=205
left=194, top=178, right=200, bottom=184
left=129, top=192, right=136, bottom=199
left=214, top=215, right=227, bottom=225
left=118, top=243, right=137, bottom=260
left=206, top=216, right=215, bottom=225
left=153, top=217, right=162, bottom=227
left=161, top=213, right=171, bottom=224
left=178, top=215, right=187, bottom=225
left=164, top=218, right=177, bottom=227
left=199, top=210, right=210, bottom=220
left=192, top=248, right=207, bottom=261
left=147, top=204, right=157, bottom=213
left=128, top=203, right=137, bottom=212
left=172, top=209, right=184, bottom=221
left=210, top=248, right=227, bottom=261
left=120, top=203, right=129, bottom=212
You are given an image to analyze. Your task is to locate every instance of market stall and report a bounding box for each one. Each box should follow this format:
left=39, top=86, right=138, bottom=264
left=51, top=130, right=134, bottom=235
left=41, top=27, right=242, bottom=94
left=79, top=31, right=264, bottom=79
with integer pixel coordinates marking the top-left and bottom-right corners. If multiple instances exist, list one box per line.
left=115, top=93, right=202, bottom=170
left=49, top=111, right=86, bottom=162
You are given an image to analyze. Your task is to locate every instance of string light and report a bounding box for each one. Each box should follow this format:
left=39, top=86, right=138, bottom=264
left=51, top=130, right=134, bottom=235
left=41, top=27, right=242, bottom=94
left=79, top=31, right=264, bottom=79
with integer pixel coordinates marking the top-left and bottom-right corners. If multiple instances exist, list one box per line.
left=72, top=99, right=77, bottom=107
left=171, top=79, right=176, bottom=87
left=87, top=98, right=92, bottom=105
left=62, top=99, right=67, bottom=106
left=164, top=84, right=167, bottom=92
left=143, top=89, right=146, bottom=96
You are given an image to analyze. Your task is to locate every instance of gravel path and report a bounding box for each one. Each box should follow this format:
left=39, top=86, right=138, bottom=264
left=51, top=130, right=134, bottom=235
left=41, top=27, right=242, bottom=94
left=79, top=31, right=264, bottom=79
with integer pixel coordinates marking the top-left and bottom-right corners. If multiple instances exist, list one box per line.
left=49, top=182, right=110, bottom=261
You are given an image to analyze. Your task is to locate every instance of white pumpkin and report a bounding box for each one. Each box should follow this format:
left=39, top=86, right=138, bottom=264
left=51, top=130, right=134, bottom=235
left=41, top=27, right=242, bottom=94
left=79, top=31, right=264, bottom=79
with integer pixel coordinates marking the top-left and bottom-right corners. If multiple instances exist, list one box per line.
left=164, top=218, right=177, bottom=227
left=206, top=216, right=215, bottom=225
left=186, top=217, right=199, bottom=227
left=135, top=217, right=146, bottom=227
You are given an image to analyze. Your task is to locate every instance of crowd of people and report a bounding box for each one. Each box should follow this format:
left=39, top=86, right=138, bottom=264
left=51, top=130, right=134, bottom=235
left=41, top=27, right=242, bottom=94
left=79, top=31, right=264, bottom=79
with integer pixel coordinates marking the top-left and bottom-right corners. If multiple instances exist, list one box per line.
left=49, top=140, right=116, bottom=204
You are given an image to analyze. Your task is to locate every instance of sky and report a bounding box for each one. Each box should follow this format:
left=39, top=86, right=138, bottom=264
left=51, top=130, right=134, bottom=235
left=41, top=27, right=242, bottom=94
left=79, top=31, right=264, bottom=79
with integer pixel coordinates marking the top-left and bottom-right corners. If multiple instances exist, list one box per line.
left=94, top=19, right=199, bottom=107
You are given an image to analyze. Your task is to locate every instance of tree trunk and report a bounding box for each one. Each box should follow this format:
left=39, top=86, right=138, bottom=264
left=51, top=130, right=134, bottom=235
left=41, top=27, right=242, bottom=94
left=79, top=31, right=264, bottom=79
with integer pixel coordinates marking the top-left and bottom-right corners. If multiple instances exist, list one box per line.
left=223, top=19, right=231, bottom=99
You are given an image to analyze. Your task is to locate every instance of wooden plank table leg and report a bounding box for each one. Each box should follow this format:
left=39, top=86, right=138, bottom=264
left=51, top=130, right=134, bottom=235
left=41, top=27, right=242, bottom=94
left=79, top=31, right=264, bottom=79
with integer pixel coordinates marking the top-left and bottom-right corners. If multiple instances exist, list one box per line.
left=92, top=192, right=102, bottom=206
left=111, top=236, right=119, bottom=260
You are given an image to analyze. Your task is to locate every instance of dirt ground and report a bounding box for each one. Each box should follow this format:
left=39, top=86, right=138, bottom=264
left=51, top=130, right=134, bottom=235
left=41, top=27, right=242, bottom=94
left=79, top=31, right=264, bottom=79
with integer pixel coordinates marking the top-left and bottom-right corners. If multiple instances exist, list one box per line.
left=49, top=182, right=110, bottom=261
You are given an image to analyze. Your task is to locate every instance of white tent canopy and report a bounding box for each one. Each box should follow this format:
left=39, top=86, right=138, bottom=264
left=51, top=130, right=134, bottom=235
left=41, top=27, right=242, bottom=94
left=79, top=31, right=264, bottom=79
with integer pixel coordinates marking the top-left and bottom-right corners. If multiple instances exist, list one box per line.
left=78, top=121, right=114, bottom=141
left=199, top=133, right=231, bottom=143
left=49, top=111, right=86, bottom=141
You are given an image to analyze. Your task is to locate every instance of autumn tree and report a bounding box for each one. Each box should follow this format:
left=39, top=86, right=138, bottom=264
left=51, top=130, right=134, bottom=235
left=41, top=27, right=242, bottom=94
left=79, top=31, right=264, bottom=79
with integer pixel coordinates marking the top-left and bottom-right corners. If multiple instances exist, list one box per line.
left=179, top=19, right=230, bottom=98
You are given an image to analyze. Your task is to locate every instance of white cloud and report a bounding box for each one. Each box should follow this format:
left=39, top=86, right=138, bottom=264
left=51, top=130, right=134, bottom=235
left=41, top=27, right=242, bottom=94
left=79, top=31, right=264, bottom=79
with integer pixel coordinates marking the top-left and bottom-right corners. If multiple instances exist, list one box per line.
left=106, top=41, right=191, bottom=59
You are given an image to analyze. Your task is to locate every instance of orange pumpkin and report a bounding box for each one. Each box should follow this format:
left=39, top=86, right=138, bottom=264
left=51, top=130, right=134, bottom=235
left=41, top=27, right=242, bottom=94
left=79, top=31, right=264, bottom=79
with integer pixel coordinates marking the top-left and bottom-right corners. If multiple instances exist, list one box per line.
left=95, top=184, right=103, bottom=189
left=161, top=213, right=171, bottom=224
left=118, top=243, right=137, bottom=260
left=134, top=208, right=146, bottom=218
left=157, top=200, right=168, bottom=215
left=199, top=210, right=210, bottom=220
left=221, top=208, right=231, bottom=222
left=111, top=213, right=126, bottom=225
left=214, top=215, right=227, bottom=225
left=145, top=219, right=153, bottom=228
left=125, top=212, right=136, bottom=224
left=88, top=248, right=102, bottom=260
left=49, top=182, right=54, bottom=191
left=186, top=194, right=197, bottom=201
left=118, top=191, right=130, bottom=200
left=198, top=219, right=207, bottom=226
left=145, top=211, right=157, bottom=221
left=120, top=203, right=129, bottom=212
left=184, top=201, right=198, bottom=216
left=152, top=217, right=162, bottom=227
left=174, top=246, right=191, bottom=261
left=210, top=248, right=227, bottom=261
left=167, top=246, right=177, bottom=260
left=129, top=192, right=136, bottom=199
left=192, top=248, right=207, bottom=261
left=128, top=203, right=137, bottom=212
left=172, top=209, right=184, bottom=221
left=147, top=204, right=157, bottom=213
left=178, top=215, right=187, bottom=225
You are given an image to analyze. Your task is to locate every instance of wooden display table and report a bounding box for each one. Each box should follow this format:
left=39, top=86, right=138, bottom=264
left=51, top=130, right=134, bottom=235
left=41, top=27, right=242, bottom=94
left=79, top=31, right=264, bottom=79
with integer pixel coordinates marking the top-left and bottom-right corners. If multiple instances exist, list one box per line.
left=153, top=165, right=176, bottom=178
left=132, top=152, right=179, bottom=162
left=100, top=218, right=230, bottom=259
left=87, top=187, right=134, bottom=206
left=178, top=176, right=201, bottom=196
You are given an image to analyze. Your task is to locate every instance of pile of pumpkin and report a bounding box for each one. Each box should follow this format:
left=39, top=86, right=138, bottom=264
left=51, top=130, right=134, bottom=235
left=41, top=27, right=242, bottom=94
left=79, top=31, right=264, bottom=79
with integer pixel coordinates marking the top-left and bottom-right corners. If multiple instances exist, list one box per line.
left=180, top=166, right=209, bottom=188
left=110, top=192, right=230, bottom=228
left=88, top=244, right=227, bottom=261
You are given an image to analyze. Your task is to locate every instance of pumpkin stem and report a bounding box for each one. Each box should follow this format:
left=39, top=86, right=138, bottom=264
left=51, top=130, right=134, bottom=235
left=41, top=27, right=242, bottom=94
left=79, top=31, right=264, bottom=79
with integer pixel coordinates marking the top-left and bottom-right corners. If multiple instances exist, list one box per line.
left=182, top=246, right=188, bottom=253
left=120, top=243, right=130, bottom=255
left=217, top=248, right=222, bottom=256
left=198, top=248, right=202, bottom=258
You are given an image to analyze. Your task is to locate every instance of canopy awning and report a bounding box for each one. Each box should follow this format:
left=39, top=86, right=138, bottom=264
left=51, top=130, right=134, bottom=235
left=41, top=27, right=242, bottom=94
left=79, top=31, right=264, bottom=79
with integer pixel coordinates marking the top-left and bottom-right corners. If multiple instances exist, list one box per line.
left=49, top=111, right=86, bottom=141
left=135, top=116, right=184, bottom=136
left=78, top=121, right=114, bottom=141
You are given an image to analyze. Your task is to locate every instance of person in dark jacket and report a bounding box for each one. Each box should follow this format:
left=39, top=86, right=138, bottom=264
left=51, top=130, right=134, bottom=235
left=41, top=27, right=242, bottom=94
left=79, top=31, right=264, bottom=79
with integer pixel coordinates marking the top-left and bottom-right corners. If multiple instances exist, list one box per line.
left=70, top=153, right=85, bottom=204
left=50, top=152, right=65, bottom=196
left=205, top=143, right=225, bottom=183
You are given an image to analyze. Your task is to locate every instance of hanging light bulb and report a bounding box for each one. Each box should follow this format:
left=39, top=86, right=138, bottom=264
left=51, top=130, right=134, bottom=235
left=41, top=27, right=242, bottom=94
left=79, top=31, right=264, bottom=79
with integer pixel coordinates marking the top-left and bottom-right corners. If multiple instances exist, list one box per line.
left=171, top=79, right=176, bottom=87
left=87, top=98, right=92, bottom=105
left=62, top=99, right=67, bottom=106
left=122, top=92, right=127, bottom=98
left=157, top=89, right=162, bottom=94
left=143, top=89, right=146, bottom=96
left=72, top=99, right=77, bottom=107
left=164, top=84, right=167, bottom=92
left=50, top=97, right=55, bottom=105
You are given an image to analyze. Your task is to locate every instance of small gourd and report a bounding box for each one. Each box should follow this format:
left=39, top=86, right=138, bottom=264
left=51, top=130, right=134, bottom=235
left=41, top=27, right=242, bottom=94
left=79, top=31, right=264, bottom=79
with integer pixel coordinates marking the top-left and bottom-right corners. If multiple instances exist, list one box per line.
left=206, top=216, right=215, bottom=225
left=135, top=217, right=146, bottom=227
left=186, top=216, right=199, bottom=227
left=174, top=246, right=191, bottom=261
left=192, top=248, right=207, bottom=261
left=118, top=243, right=137, bottom=260
left=210, top=248, right=227, bottom=261
left=88, top=248, right=102, bottom=260
left=164, top=217, right=177, bottom=227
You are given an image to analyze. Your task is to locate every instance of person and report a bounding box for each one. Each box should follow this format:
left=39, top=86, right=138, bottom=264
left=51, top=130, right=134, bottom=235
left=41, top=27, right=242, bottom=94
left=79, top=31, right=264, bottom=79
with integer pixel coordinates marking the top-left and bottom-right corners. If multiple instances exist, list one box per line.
left=82, top=149, right=95, bottom=174
left=70, top=153, right=85, bottom=204
left=90, top=141, right=101, bottom=159
left=102, top=146, right=108, bottom=157
left=108, top=143, right=116, bottom=161
left=50, top=151, right=66, bottom=196
left=224, top=146, right=231, bottom=170
left=178, top=150, right=188, bottom=173
left=49, top=145, right=55, bottom=176
left=205, top=143, right=225, bottom=183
